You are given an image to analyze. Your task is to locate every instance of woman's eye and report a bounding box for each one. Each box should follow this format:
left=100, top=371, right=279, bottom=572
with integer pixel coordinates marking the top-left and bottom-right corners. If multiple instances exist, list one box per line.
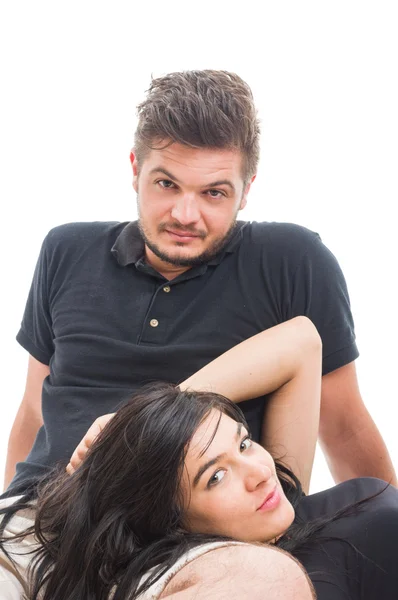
left=207, top=469, right=226, bottom=488
left=240, top=437, right=252, bottom=452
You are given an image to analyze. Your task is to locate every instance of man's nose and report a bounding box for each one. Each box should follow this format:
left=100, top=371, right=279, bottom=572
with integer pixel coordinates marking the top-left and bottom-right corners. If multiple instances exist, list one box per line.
left=170, top=194, right=201, bottom=225
left=244, top=463, right=273, bottom=492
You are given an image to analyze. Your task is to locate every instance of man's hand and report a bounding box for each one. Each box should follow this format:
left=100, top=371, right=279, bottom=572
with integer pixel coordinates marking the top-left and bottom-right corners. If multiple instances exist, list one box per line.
left=66, top=413, right=115, bottom=475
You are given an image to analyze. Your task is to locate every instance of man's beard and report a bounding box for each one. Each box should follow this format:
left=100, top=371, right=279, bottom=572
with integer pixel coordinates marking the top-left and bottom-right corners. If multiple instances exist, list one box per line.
left=138, top=211, right=239, bottom=268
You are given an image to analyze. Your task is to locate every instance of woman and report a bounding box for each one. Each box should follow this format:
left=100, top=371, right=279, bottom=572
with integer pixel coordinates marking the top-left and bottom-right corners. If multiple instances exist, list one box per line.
left=1, top=317, right=397, bottom=599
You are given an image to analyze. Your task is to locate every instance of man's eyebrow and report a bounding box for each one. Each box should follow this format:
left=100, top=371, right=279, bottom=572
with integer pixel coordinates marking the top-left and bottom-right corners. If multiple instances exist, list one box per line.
left=208, top=179, right=236, bottom=192
left=149, top=167, right=236, bottom=192
left=193, top=422, right=243, bottom=488
left=149, top=167, right=182, bottom=183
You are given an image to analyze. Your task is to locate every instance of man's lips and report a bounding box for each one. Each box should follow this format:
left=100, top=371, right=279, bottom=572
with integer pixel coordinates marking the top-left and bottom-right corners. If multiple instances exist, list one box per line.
left=165, top=229, right=201, bottom=239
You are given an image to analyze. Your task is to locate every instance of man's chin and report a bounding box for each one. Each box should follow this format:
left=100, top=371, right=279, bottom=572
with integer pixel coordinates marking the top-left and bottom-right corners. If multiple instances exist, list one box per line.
left=154, top=249, right=207, bottom=267
left=141, top=226, right=237, bottom=268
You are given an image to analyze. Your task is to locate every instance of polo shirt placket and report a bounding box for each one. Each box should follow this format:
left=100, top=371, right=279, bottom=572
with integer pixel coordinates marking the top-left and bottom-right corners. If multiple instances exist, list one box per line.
left=134, top=260, right=209, bottom=346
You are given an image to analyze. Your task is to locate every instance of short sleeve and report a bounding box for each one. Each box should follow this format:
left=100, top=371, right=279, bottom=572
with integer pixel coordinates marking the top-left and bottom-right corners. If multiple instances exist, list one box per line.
left=290, top=235, right=359, bottom=375
left=16, top=234, right=55, bottom=365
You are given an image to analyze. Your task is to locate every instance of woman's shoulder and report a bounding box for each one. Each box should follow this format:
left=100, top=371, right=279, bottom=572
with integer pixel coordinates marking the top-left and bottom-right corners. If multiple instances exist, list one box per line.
left=295, top=477, right=393, bottom=522
left=294, top=479, right=398, bottom=600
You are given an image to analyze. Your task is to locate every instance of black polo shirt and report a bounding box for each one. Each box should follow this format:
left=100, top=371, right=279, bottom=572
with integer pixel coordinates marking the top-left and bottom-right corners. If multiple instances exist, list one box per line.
left=6, top=220, right=358, bottom=496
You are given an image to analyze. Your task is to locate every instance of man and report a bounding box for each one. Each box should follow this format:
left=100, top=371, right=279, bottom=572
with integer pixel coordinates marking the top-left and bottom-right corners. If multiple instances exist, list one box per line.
left=3, top=69, right=396, bottom=498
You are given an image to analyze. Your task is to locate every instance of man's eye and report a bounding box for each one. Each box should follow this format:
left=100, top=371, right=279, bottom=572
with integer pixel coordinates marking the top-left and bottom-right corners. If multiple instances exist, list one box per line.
left=207, top=469, right=226, bottom=488
left=240, top=437, right=252, bottom=452
left=207, top=190, right=224, bottom=198
left=158, top=179, right=175, bottom=189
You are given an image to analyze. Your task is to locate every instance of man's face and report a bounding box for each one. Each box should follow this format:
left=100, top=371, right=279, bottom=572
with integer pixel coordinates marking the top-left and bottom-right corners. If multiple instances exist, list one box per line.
left=131, top=142, right=255, bottom=268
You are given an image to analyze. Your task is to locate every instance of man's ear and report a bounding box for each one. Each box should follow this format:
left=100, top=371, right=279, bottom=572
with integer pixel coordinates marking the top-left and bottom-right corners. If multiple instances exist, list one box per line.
left=240, top=174, right=256, bottom=210
left=130, top=150, right=139, bottom=192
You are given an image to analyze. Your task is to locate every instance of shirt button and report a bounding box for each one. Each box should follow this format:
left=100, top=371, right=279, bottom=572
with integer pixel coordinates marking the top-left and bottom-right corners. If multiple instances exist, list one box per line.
left=163, top=286, right=171, bottom=293
left=150, top=319, right=159, bottom=328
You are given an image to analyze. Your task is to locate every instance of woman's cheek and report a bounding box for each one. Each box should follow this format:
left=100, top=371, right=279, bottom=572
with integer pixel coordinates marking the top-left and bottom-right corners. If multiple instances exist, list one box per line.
left=216, top=486, right=243, bottom=519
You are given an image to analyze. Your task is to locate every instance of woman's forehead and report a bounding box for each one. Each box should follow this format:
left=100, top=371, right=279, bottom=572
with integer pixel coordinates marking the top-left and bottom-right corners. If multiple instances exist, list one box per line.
left=186, top=411, right=241, bottom=463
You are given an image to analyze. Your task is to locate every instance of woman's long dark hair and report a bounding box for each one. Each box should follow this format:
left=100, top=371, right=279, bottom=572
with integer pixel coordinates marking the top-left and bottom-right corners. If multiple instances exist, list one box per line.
left=0, top=383, right=385, bottom=600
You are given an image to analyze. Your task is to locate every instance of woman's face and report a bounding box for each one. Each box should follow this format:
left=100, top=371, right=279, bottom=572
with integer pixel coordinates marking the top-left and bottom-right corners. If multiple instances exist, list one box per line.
left=181, top=410, right=295, bottom=543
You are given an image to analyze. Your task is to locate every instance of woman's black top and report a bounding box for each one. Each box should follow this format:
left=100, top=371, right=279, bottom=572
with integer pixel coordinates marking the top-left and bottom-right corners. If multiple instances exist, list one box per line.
left=294, top=477, right=398, bottom=599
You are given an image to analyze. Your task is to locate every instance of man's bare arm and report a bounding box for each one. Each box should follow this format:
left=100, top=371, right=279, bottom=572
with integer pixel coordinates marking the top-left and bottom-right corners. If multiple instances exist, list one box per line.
left=160, top=544, right=316, bottom=600
left=319, top=361, right=397, bottom=486
left=3, top=355, right=47, bottom=490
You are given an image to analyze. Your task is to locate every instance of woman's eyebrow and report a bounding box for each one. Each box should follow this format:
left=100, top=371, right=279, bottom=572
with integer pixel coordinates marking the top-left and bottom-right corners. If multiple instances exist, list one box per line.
left=193, top=423, right=243, bottom=488
left=193, top=454, right=225, bottom=488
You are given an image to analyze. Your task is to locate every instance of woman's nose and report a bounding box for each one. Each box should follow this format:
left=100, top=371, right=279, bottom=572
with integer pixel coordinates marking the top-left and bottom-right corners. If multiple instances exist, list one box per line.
left=244, top=463, right=273, bottom=492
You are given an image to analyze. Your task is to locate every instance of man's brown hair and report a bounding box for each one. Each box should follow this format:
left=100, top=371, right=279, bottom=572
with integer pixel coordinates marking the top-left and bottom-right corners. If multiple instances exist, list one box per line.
left=134, top=70, right=261, bottom=185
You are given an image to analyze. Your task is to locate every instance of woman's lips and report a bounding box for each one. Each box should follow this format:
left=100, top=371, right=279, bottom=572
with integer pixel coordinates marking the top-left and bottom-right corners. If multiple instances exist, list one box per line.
left=257, top=486, right=281, bottom=512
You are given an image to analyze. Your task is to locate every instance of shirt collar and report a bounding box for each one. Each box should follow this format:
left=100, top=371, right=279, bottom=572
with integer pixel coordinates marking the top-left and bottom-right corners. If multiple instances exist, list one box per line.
left=111, top=220, right=247, bottom=267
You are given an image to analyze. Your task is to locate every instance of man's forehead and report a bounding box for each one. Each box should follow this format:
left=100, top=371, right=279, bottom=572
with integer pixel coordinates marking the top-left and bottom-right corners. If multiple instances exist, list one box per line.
left=143, top=143, right=243, bottom=178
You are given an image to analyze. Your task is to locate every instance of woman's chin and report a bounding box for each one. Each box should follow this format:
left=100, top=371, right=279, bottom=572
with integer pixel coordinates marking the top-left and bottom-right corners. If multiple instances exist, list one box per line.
left=256, top=499, right=296, bottom=544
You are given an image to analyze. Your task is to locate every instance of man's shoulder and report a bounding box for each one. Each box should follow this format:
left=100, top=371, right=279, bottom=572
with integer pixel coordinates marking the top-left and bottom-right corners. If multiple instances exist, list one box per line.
left=240, top=221, right=321, bottom=257
left=43, top=221, right=130, bottom=250
left=244, top=220, right=320, bottom=243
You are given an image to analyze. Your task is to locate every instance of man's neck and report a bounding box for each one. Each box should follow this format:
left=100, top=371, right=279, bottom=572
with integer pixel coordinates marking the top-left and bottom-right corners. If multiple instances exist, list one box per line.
left=144, top=246, right=191, bottom=281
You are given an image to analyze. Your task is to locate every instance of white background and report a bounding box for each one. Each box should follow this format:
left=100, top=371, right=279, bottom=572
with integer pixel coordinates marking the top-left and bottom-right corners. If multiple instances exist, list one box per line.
left=0, top=2, right=397, bottom=494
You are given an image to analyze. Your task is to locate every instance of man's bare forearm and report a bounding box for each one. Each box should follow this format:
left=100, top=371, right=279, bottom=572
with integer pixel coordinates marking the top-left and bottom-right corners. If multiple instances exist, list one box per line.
left=320, top=415, right=397, bottom=486
left=3, top=405, right=42, bottom=491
